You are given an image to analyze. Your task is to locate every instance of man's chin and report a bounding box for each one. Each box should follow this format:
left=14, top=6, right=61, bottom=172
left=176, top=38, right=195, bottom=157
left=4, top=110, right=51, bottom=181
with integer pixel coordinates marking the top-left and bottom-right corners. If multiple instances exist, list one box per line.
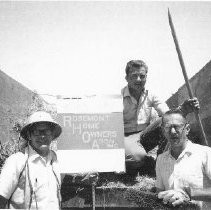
left=38, top=145, right=51, bottom=156
left=130, top=84, right=144, bottom=91
left=170, top=139, right=180, bottom=146
left=36, top=144, right=50, bottom=153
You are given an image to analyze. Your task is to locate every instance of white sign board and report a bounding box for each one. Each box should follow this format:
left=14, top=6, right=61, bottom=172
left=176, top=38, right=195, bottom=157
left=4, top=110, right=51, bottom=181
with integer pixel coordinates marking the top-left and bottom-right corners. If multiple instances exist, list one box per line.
left=56, top=95, right=125, bottom=173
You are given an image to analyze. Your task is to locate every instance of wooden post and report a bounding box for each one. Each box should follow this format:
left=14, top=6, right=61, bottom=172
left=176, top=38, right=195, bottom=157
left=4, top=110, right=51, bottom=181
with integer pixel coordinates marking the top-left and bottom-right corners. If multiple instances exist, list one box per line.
left=168, top=8, right=208, bottom=146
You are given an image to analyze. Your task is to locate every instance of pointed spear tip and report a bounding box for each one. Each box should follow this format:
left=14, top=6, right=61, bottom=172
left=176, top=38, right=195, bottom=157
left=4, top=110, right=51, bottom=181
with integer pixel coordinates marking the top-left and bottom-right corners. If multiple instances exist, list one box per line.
left=168, top=8, right=171, bottom=18
left=168, top=8, right=172, bottom=24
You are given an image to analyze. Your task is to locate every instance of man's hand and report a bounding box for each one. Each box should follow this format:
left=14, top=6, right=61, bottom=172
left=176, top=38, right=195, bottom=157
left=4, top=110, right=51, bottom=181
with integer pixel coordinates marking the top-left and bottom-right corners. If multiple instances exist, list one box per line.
left=158, top=189, right=190, bottom=207
left=180, top=97, right=200, bottom=116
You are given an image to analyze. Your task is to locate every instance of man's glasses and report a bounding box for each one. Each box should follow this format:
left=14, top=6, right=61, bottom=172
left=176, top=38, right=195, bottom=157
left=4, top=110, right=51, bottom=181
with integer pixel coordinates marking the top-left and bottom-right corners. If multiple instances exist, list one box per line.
left=162, top=123, right=187, bottom=133
left=130, top=74, right=146, bottom=80
left=32, top=129, right=52, bottom=136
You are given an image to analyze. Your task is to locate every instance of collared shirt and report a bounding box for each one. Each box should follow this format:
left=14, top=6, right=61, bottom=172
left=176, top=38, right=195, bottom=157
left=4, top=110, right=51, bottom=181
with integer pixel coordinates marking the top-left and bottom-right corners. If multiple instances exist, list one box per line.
left=0, top=146, right=61, bottom=209
left=156, top=140, right=211, bottom=209
left=122, top=86, right=168, bottom=134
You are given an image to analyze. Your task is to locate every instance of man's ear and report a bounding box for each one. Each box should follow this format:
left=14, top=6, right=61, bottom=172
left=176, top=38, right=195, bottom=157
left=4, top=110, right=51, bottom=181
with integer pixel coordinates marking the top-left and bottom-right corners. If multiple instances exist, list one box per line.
left=125, top=75, right=128, bottom=82
left=51, top=129, right=56, bottom=138
left=26, top=130, right=31, bottom=141
left=161, top=126, right=165, bottom=135
left=185, top=124, right=190, bottom=135
left=160, top=123, right=166, bottom=135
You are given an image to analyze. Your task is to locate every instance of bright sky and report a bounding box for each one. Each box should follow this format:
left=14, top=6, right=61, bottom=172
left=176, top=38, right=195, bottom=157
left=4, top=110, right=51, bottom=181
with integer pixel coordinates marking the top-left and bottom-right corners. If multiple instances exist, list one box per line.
left=0, top=1, right=211, bottom=103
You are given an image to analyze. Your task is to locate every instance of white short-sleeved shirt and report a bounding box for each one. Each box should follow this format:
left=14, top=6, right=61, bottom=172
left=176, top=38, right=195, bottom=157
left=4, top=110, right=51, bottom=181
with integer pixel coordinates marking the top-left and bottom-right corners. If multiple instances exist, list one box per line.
left=0, top=146, right=61, bottom=209
left=122, top=86, right=168, bottom=134
left=156, top=141, right=211, bottom=209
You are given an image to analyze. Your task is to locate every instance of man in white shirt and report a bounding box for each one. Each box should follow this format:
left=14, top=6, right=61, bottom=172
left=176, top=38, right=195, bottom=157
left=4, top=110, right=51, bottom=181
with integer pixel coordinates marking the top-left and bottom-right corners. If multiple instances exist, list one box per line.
left=0, top=111, right=99, bottom=209
left=156, top=109, right=211, bottom=209
left=0, top=111, right=62, bottom=209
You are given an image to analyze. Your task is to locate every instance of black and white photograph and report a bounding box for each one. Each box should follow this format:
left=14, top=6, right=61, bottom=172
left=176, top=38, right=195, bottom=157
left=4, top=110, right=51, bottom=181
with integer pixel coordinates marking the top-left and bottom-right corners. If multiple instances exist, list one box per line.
left=0, top=1, right=211, bottom=209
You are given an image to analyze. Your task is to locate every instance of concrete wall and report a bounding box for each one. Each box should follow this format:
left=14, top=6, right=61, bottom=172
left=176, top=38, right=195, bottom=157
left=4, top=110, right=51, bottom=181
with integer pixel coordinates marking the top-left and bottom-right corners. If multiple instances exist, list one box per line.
left=0, top=69, right=34, bottom=144
left=166, top=60, right=211, bottom=145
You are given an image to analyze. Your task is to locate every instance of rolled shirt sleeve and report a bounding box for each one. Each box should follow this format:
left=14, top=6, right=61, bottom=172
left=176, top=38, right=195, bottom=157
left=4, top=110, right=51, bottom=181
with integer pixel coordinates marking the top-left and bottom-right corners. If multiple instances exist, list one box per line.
left=150, top=94, right=169, bottom=117
left=0, top=153, right=25, bottom=199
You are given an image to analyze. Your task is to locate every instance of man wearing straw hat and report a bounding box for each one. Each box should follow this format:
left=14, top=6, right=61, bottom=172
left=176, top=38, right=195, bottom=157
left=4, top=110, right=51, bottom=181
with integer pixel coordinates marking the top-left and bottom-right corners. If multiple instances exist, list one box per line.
left=0, top=111, right=62, bottom=209
left=0, top=111, right=98, bottom=209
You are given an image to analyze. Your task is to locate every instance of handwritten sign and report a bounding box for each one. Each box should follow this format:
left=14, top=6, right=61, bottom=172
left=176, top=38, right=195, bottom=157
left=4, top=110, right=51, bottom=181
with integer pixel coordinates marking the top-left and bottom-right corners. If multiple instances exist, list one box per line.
left=56, top=95, right=125, bottom=173
left=57, top=113, right=123, bottom=150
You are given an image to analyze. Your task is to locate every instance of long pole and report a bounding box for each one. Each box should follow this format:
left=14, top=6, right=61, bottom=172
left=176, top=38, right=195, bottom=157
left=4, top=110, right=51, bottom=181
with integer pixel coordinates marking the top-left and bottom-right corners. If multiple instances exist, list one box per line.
left=168, top=9, right=208, bottom=146
left=92, top=183, right=96, bottom=210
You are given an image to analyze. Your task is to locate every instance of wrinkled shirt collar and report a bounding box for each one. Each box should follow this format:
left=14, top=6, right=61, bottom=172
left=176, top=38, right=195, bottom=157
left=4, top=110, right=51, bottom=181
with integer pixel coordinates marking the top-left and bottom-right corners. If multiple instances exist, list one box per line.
left=25, top=145, right=57, bottom=164
left=167, top=140, right=194, bottom=160
left=122, top=85, right=146, bottom=98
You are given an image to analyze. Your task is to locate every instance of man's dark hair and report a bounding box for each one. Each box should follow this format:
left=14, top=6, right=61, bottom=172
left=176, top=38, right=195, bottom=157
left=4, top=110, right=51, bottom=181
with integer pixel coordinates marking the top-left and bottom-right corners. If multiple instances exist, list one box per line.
left=125, top=60, right=148, bottom=76
left=161, top=108, right=187, bottom=125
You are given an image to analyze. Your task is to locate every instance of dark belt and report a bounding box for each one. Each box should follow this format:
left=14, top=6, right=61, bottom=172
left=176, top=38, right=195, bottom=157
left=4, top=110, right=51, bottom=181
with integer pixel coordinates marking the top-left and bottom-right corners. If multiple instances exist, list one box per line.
left=124, top=131, right=142, bottom=137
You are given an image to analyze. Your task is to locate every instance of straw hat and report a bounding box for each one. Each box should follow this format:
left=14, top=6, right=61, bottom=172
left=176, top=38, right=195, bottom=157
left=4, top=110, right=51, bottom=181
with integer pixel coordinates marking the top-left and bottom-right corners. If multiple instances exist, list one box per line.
left=20, top=111, right=62, bottom=140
